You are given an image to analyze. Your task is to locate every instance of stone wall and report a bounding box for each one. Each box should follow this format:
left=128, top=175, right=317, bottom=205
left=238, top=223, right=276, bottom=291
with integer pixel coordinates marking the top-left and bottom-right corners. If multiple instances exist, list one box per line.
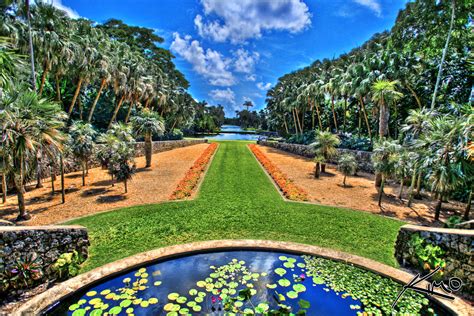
left=258, top=141, right=374, bottom=173
left=395, top=225, right=473, bottom=301
left=0, top=225, right=89, bottom=298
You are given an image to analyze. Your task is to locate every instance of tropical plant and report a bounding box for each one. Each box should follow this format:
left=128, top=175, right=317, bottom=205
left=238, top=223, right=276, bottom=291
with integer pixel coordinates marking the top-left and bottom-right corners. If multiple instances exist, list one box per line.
left=337, top=153, right=357, bottom=187
left=131, top=109, right=164, bottom=168
left=107, top=140, right=136, bottom=193
left=50, top=250, right=82, bottom=280
left=309, top=131, right=340, bottom=173
left=0, top=90, right=66, bottom=220
left=372, top=139, right=401, bottom=206
left=68, top=121, right=96, bottom=186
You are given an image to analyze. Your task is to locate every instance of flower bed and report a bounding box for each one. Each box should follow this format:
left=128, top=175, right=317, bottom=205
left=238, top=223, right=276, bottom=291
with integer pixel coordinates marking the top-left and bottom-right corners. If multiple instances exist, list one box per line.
left=170, top=143, right=218, bottom=200
left=249, top=144, right=308, bottom=201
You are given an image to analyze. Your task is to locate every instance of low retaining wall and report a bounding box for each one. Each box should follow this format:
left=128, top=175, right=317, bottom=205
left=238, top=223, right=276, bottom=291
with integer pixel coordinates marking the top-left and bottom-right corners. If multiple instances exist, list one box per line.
left=0, top=225, right=89, bottom=299
left=258, top=141, right=374, bottom=173
left=395, top=225, right=473, bottom=301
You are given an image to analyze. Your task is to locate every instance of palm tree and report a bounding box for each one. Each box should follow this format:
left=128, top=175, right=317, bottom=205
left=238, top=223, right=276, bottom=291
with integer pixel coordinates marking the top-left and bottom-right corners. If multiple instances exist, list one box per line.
left=372, top=139, right=401, bottom=206
left=371, top=80, right=403, bottom=139
left=243, top=100, right=253, bottom=111
left=107, top=139, right=136, bottom=193
left=131, top=109, right=164, bottom=168
left=309, top=131, right=340, bottom=173
left=338, top=153, right=357, bottom=187
left=0, top=90, right=66, bottom=220
left=313, top=155, right=325, bottom=179
left=68, top=121, right=96, bottom=186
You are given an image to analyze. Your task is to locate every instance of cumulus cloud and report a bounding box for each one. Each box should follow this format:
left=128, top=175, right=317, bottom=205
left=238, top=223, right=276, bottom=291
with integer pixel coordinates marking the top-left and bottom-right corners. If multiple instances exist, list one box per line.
left=257, top=82, right=272, bottom=91
left=352, top=0, right=381, bottom=17
left=233, top=49, right=260, bottom=74
left=51, top=0, right=80, bottom=18
left=195, top=0, right=311, bottom=43
left=246, top=74, right=257, bottom=82
left=209, top=88, right=235, bottom=104
left=170, top=33, right=235, bottom=86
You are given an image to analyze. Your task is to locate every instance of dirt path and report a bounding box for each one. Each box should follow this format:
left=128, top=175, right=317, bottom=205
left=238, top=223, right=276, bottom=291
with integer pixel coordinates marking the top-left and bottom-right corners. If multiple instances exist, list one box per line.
left=257, top=145, right=465, bottom=224
left=1, top=144, right=210, bottom=226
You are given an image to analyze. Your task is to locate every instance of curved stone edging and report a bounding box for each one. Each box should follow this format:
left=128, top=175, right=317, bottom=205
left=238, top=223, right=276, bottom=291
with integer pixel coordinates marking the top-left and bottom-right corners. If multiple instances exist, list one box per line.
left=15, top=240, right=472, bottom=316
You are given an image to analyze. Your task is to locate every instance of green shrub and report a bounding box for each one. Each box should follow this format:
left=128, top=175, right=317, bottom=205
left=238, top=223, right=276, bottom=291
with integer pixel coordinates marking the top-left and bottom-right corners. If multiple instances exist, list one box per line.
left=408, top=234, right=446, bottom=278
left=51, top=251, right=82, bottom=280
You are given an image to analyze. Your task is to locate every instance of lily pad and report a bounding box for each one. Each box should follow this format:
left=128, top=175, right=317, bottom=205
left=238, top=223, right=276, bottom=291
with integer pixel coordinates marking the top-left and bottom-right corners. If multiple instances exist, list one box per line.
left=278, top=278, right=291, bottom=287
left=274, top=268, right=287, bottom=277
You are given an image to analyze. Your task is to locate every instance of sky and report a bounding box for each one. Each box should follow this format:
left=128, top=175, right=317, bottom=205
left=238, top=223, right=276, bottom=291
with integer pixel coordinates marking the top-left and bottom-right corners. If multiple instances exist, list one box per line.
left=51, top=0, right=408, bottom=117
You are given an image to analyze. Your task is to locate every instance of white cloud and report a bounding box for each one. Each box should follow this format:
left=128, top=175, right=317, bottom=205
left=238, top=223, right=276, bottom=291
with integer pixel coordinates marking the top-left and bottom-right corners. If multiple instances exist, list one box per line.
left=233, top=48, right=259, bottom=74
left=51, top=0, right=80, bottom=18
left=246, top=74, right=257, bottom=82
left=195, top=0, right=311, bottom=43
left=352, top=0, right=381, bottom=17
left=257, top=82, right=272, bottom=91
left=209, top=88, right=236, bottom=105
left=170, top=33, right=236, bottom=86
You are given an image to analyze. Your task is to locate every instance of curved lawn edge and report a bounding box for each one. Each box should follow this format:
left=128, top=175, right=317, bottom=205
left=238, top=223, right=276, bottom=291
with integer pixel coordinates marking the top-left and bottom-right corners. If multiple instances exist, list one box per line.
left=16, top=240, right=471, bottom=316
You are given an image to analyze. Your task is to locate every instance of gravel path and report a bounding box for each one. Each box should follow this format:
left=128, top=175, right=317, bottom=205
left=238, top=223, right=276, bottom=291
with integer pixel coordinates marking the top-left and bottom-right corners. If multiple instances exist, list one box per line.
left=257, top=145, right=464, bottom=224
left=0, top=143, right=210, bottom=225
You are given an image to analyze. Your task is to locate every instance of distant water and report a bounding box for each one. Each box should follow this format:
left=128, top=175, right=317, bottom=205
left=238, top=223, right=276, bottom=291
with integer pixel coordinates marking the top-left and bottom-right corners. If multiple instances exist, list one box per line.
left=205, top=125, right=260, bottom=141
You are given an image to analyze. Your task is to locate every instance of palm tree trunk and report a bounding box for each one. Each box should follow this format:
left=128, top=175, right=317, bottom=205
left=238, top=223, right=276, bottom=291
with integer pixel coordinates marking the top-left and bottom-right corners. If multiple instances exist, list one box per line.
left=283, top=116, right=289, bottom=134
left=434, top=194, right=443, bottom=220
left=331, top=95, right=338, bottom=132
left=311, top=102, right=315, bottom=130
left=415, top=171, right=423, bottom=199
left=358, top=107, right=362, bottom=138
left=87, top=78, right=106, bottom=122
left=343, top=175, right=347, bottom=187
left=405, top=83, right=422, bottom=109
left=398, top=177, right=404, bottom=199
left=314, top=162, right=320, bottom=179
left=359, top=97, right=372, bottom=141
left=170, top=119, right=178, bottom=131
left=463, top=189, right=472, bottom=220
left=108, top=95, right=126, bottom=129
left=50, top=166, right=55, bottom=195
left=81, top=162, right=86, bottom=186
left=321, top=163, right=326, bottom=173
left=124, top=179, right=128, bottom=194
left=315, top=102, right=323, bottom=130
left=38, top=66, right=48, bottom=96
left=125, top=96, right=137, bottom=123
left=60, top=154, right=65, bottom=204
left=26, top=0, right=36, bottom=92
left=144, top=98, right=151, bottom=108
left=343, top=97, right=347, bottom=132
left=55, top=73, right=61, bottom=102
left=145, top=132, right=153, bottom=168
left=295, top=109, right=303, bottom=134
left=1, top=173, right=7, bottom=204
left=378, top=100, right=388, bottom=139
left=292, top=109, right=298, bottom=135
left=35, top=153, right=43, bottom=188
left=68, top=77, right=84, bottom=116
left=431, top=0, right=456, bottom=109
left=378, top=176, right=385, bottom=206
left=16, top=157, right=30, bottom=221
left=407, top=165, right=418, bottom=207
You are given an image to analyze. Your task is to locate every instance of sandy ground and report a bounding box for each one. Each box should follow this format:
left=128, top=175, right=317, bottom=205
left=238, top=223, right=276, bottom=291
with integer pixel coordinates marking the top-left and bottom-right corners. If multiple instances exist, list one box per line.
left=0, top=144, right=210, bottom=226
left=257, top=145, right=466, bottom=225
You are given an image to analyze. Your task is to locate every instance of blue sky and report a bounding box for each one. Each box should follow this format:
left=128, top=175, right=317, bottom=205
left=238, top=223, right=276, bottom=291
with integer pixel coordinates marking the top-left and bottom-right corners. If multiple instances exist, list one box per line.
left=54, top=0, right=408, bottom=116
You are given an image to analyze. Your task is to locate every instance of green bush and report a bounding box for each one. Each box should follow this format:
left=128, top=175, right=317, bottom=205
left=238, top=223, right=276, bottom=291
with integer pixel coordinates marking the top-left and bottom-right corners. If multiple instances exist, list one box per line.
left=50, top=251, right=83, bottom=280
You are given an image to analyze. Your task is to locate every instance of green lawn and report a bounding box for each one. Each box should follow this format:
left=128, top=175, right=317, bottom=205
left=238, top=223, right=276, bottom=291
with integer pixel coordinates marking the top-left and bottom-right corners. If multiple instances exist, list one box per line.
left=68, top=141, right=404, bottom=271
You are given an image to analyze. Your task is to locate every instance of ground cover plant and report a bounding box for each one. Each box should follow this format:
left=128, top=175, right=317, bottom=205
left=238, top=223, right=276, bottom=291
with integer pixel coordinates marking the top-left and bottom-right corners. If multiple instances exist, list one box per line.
left=67, top=142, right=404, bottom=272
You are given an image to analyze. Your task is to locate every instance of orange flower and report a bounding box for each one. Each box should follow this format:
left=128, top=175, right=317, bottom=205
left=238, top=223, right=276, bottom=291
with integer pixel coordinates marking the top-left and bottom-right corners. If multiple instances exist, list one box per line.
left=248, top=144, right=308, bottom=201
left=170, top=143, right=218, bottom=200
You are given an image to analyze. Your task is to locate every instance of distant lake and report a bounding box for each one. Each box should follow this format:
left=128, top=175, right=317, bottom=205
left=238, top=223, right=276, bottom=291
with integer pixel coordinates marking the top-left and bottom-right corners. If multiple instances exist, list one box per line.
left=205, top=125, right=260, bottom=141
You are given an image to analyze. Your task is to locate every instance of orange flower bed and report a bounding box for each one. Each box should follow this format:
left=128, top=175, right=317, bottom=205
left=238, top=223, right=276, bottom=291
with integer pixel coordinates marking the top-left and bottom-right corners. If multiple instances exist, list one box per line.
left=249, top=144, right=309, bottom=201
left=170, top=143, right=219, bottom=200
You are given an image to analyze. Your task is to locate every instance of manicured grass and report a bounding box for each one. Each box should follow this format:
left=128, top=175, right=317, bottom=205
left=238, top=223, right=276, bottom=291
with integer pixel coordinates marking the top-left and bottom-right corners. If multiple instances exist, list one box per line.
left=68, top=141, right=404, bottom=271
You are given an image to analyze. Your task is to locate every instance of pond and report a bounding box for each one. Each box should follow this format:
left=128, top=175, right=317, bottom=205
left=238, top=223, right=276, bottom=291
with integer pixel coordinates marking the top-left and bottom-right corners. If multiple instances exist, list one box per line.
left=44, top=250, right=446, bottom=315
left=205, top=125, right=260, bottom=141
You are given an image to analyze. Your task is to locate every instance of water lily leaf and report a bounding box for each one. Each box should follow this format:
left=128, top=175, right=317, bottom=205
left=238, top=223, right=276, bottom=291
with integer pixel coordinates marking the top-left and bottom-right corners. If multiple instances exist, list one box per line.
left=279, top=256, right=288, bottom=261
left=72, top=309, right=86, bottom=316
left=168, top=293, right=180, bottom=301
left=266, top=283, right=277, bottom=289
left=120, top=300, right=132, bottom=308
left=283, top=262, right=295, bottom=268
left=86, top=291, right=97, bottom=297
left=274, top=268, right=287, bottom=277
left=293, top=284, right=306, bottom=293
left=125, top=308, right=134, bottom=313
left=287, top=291, right=298, bottom=299
left=189, top=289, right=197, bottom=296
left=108, top=306, right=122, bottom=315
left=278, top=278, right=291, bottom=287
left=195, top=296, right=204, bottom=303
left=89, top=309, right=102, bottom=316
left=192, top=305, right=202, bottom=312
left=123, top=277, right=131, bottom=283
left=187, top=301, right=196, bottom=307
left=176, top=296, right=187, bottom=304
left=140, top=301, right=149, bottom=308
left=196, top=281, right=206, bottom=287
left=154, top=281, right=162, bottom=286
left=100, top=289, right=111, bottom=296
left=298, top=299, right=311, bottom=309
left=312, top=277, right=324, bottom=285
